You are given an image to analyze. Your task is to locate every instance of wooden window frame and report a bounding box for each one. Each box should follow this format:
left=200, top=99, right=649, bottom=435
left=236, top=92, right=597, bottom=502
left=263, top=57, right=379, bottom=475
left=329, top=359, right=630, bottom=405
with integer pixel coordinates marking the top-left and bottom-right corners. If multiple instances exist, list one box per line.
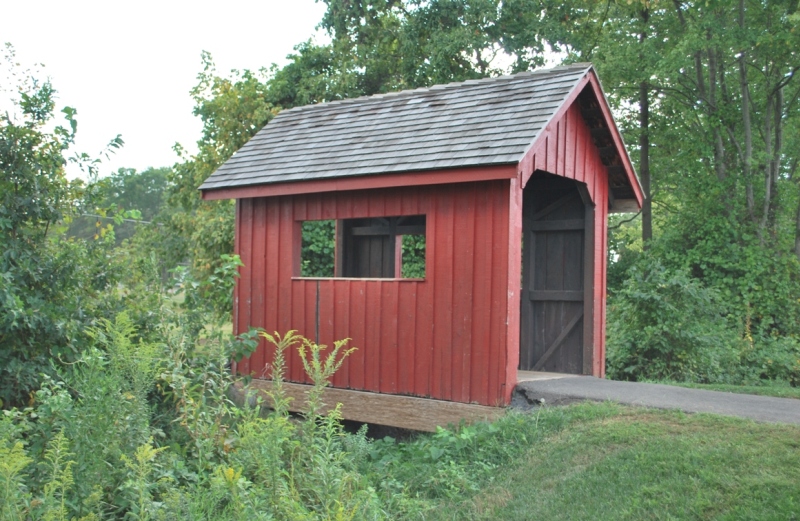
left=295, top=214, right=427, bottom=281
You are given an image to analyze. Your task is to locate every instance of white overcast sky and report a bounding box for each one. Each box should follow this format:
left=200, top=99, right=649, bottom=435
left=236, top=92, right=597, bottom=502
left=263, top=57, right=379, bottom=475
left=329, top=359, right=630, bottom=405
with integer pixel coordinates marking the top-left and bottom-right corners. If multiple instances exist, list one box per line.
left=3, top=0, right=327, bottom=178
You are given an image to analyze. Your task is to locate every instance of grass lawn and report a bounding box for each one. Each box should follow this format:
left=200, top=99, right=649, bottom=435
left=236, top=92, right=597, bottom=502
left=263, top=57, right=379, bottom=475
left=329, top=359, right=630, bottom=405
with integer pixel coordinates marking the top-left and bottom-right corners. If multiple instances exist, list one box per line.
left=658, top=381, right=800, bottom=400
left=419, top=403, right=800, bottom=520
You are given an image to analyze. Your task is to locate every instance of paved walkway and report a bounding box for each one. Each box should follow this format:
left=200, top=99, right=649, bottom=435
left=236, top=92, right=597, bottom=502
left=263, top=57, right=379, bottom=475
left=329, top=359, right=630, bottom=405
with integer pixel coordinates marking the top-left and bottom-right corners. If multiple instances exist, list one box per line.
left=513, top=376, right=800, bottom=425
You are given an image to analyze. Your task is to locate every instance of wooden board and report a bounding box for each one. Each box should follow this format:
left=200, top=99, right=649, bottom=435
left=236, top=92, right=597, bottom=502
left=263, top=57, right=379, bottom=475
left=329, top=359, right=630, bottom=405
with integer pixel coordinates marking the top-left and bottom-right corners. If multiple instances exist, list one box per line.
left=517, top=370, right=579, bottom=382
left=202, top=165, right=517, bottom=200
left=239, top=379, right=504, bottom=432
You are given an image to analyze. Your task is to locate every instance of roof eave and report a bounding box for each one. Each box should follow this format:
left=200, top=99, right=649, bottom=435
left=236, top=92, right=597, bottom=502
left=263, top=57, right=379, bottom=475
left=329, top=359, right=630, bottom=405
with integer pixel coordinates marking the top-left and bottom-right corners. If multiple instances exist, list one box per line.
left=200, top=164, right=518, bottom=200
left=586, top=69, right=644, bottom=208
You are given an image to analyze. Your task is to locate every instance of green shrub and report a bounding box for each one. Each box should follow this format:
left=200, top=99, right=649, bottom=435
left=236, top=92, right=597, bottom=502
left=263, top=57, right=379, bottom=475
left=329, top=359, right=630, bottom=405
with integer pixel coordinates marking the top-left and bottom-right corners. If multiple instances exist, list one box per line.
left=301, top=220, right=336, bottom=277
left=401, top=234, right=426, bottom=278
left=606, top=258, right=739, bottom=383
left=738, top=335, right=800, bottom=386
left=0, top=57, right=133, bottom=408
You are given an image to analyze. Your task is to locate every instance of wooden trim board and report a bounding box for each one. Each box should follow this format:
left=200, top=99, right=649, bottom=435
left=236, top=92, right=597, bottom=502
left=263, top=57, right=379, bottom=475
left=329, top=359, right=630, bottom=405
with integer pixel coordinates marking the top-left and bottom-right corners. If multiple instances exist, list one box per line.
left=517, top=370, right=579, bottom=382
left=237, top=379, right=505, bottom=432
left=201, top=165, right=517, bottom=200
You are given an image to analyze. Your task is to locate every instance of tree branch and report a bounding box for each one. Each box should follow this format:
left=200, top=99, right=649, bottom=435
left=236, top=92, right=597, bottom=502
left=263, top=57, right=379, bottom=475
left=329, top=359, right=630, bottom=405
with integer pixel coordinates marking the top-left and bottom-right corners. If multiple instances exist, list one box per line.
left=608, top=210, right=642, bottom=231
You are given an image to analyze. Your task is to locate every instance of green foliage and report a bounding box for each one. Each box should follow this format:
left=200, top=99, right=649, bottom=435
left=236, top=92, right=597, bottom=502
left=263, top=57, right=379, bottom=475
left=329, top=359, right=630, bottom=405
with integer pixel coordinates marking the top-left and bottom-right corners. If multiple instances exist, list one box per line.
left=401, top=234, right=426, bottom=278
left=365, top=413, right=545, bottom=505
left=737, top=335, right=800, bottom=387
left=606, top=258, right=739, bottom=383
left=652, top=192, right=800, bottom=337
left=301, top=220, right=336, bottom=277
left=0, top=49, right=125, bottom=407
left=0, top=250, right=389, bottom=520
left=68, top=166, right=170, bottom=244
left=168, top=52, right=278, bottom=284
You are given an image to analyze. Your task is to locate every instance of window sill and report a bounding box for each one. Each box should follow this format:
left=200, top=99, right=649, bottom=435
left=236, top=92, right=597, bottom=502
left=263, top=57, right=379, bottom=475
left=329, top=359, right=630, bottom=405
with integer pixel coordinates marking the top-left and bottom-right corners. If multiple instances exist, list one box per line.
left=292, top=277, right=426, bottom=282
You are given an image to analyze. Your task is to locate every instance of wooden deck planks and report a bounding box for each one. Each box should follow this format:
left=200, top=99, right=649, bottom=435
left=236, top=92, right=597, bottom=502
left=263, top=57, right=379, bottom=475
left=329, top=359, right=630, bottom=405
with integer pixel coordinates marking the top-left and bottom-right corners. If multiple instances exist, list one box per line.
left=240, top=380, right=504, bottom=432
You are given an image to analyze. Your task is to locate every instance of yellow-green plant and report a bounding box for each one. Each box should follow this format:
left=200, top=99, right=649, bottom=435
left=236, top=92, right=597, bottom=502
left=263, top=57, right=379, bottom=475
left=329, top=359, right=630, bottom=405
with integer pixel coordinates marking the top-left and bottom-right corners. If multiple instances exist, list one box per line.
left=120, top=439, right=168, bottom=521
left=259, top=330, right=302, bottom=416
left=88, top=312, right=159, bottom=403
left=0, top=441, right=32, bottom=521
left=246, top=333, right=384, bottom=520
left=39, top=432, right=74, bottom=521
left=297, top=337, right=356, bottom=420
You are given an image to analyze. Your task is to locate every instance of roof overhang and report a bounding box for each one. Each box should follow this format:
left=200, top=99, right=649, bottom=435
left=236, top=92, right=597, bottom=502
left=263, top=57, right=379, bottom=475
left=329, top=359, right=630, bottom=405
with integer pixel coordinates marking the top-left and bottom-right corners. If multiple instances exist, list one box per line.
left=517, top=68, right=643, bottom=213
left=201, top=164, right=518, bottom=200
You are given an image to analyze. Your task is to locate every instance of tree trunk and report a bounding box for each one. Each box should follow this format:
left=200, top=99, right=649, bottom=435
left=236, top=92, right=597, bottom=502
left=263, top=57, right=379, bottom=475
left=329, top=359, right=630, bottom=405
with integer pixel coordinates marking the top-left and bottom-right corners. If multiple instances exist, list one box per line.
left=795, top=196, right=800, bottom=261
left=769, top=87, right=783, bottom=237
left=738, top=0, right=757, bottom=229
left=792, top=158, right=800, bottom=261
left=640, top=9, right=652, bottom=248
left=640, top=80, right=652, bottom=246
left=760, top=93, right=773, bottom=238
left=707, top=45, right=726, bottom=182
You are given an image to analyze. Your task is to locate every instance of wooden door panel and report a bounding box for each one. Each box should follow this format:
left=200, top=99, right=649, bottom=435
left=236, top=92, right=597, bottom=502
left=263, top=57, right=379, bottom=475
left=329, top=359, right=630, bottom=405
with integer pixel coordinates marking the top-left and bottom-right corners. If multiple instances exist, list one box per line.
left=562, top=231, right=584, bottom=291
left=544, top=232, right=565, bottom=289
left=520, top=172, right=589, bottom=373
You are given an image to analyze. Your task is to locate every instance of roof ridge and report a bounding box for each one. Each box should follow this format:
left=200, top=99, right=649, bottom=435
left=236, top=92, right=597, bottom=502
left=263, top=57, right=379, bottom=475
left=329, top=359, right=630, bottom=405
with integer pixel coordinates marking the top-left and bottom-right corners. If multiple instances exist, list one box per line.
left=280, top=64, right=592, bottom=115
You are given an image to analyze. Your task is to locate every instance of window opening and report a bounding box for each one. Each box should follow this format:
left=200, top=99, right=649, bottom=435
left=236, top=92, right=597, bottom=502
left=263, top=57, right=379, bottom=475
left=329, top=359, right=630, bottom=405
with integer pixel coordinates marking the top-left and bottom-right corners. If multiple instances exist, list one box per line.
left=298, top=215, right=426, bottom=279
left=341, top=215, right=425, bottom=278
left=301, top=220, right=335, bottom=277
left=401, top=233, right=426, bottom=278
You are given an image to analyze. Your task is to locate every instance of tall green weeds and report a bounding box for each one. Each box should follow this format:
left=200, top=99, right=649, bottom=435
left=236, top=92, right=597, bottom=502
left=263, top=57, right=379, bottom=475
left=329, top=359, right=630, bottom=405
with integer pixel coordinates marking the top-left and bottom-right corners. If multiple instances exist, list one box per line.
left=1, top=253, right=562, bottom=520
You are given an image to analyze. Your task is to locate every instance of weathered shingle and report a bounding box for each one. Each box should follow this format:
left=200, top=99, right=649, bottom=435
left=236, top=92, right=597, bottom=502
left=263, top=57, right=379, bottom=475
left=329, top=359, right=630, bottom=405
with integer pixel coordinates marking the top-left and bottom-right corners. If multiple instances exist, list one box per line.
left=199, top=64, right=592, bottom=192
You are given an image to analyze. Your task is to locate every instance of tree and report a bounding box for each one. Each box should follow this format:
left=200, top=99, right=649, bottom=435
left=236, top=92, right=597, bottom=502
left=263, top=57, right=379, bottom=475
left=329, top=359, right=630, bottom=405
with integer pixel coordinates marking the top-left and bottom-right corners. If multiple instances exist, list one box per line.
left=0, top=47, right=124, bottom=406
left=68, top=166, right=170, bottom=243
left=168, top=53, right=279, bottom=282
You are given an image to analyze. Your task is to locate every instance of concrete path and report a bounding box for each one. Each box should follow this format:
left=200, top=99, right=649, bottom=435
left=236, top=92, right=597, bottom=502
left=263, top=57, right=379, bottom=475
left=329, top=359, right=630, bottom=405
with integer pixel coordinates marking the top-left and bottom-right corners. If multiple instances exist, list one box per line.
left=513, top=376, right=800, bottom=425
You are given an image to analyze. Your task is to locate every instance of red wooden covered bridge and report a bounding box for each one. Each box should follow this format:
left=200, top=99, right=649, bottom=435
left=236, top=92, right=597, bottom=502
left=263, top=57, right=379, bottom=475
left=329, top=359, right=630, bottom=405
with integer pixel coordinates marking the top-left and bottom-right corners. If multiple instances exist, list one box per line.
left=200, top=64, right=643, bottom=430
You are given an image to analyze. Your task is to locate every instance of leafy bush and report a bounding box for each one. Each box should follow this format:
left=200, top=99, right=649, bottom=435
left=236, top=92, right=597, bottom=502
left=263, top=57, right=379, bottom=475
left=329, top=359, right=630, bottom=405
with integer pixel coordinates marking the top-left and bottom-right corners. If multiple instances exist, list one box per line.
left=0, top=306, right=388, bottom=520
left=365, top=415, right=537, bottom=502
left=401, top=234, right=426, bottom=278
left=737, top=334, right=800, bottom=386
left=301, top=220, right=336, bottom=277
left=650, top=182, right=800, bottom=339
left=606, top=258, right=739, bottom=383
left=0, top=52, right=131, bottom=408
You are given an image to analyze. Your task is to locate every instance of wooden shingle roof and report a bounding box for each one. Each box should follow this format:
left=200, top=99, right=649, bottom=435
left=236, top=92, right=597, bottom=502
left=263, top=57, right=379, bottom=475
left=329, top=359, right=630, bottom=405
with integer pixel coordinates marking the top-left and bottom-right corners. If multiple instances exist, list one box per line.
left=199, top=64, right=604, bottom=192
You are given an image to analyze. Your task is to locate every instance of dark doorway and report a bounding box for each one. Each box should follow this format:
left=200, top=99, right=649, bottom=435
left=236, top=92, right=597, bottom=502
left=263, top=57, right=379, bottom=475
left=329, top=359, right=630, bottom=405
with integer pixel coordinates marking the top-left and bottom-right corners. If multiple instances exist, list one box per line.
left=520, top=172, right=594, bottom=373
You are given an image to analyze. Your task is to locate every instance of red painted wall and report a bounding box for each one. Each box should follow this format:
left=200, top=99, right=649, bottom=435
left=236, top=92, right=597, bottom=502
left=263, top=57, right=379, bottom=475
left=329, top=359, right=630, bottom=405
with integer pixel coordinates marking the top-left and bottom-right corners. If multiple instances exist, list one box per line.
left=233, top=180, right=514, bottom=406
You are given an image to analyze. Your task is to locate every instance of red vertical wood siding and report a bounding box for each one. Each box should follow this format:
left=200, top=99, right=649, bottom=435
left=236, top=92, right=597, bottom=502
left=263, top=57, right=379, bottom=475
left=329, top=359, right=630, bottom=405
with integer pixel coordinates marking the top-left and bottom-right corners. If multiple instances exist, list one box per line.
left=234, top=180, right=513, bottom=406
left=519, top=102, right=610, bottom=377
